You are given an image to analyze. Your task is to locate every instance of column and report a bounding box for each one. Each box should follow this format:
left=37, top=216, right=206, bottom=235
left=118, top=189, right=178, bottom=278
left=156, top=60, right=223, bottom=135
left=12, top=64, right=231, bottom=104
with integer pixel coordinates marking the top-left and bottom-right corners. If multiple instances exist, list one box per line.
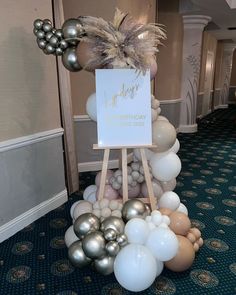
left=179, top=15, right=211, bottom=133
left=219, top=43, right=236, bottom=106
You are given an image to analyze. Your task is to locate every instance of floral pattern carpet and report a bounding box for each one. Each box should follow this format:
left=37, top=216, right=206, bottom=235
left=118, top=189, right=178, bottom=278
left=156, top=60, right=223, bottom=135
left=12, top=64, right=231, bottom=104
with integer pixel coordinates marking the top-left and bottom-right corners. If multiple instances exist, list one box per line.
left=0, top=106, right=236, bottom=295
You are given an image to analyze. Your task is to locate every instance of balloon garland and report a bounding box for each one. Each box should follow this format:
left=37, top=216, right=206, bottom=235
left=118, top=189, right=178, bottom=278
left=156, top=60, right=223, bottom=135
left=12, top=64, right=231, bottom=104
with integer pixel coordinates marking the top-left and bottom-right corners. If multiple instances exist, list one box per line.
left=34, top=8, right=204, bottom=293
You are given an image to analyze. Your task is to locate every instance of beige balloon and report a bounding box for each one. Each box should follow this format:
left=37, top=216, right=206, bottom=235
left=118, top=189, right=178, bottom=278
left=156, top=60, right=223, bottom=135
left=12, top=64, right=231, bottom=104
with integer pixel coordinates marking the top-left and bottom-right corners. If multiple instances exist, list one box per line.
left=151, top=121, right=176, bottom=153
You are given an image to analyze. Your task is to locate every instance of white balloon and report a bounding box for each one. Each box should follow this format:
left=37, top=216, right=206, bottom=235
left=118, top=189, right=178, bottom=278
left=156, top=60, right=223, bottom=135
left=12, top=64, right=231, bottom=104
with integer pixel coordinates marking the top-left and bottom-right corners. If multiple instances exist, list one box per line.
left=158, top=191, right=180, bottom=211
left=125, top=218, right=149, bottom=245
left=161, top=215, right=170, bottom=225
left=64, top=225, right=79, bottom=248
left=177, top=203, right=188, bottom=215
left=150, top=152, right=181, bottom=181
left=83, top=185, right=97, bottom=200
left=70, top=201, right=81, bottom=219
left=160, top=178, right=177, bottom=192
left=73, top=201, right=93, bottom=219
left=86, top=191, right=97, bottom=203
left=141, top=180, right=163, bottom=199
left=156, top=259, right=164, bottom=277
left=169, top=139, right=180, bottom=154
left=145, top=227, right=179, bottom=261
left=114, top=244, right=157, bottom=292
left=86, top=92, right=97, bottom=121
left=133, top=148, right=154, bottom=161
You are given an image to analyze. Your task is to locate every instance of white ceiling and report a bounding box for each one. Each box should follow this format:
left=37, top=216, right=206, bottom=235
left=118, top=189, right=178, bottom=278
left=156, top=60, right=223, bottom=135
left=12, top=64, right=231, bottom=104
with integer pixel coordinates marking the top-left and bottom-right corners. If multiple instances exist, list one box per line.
left=180, top=0, right=236, bottom=41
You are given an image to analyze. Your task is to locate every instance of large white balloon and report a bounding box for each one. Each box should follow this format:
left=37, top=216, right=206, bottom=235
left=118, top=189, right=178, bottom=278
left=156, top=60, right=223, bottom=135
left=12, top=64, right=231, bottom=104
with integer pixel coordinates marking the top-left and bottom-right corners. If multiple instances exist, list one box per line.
left=86, top=92, right=97, bottom=121
left=145, top=227, right=179, bottom=261
left=64, top=225, right=79, bottom=248
left=133, top=148, right=154, bottom=161
left=152, top=121, right=176, bottom=153
left=73, top=201, right=93, bottom=219
left=114, top=244, right=157, bottom=292
left=70, top=201, right=81, bottom=219
left=83, top=185, right=97, bottom=200
left=156, top=259, right=164, bottom=277
left=158, top=191, right=180, bottom=211
left=141, top=180, right=163, bottom=199
left=125, top=218, right=149, bottom=245
left=150, top=152, right=181, bottom=181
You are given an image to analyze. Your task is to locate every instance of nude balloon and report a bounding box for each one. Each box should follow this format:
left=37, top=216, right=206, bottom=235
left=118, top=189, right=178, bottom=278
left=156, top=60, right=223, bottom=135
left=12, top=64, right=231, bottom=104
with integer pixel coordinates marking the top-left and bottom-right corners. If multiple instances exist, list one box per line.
left=95, top=170, right=114, bottom=186
left=96, top=185, right=119, bottom=200
left=141, top=180, right=163, bottom=199
left=151, top=120, right=176, bottom=153
left=165, top=235, right=195, bottom=272
left=169, top=212, right=191, bottom=236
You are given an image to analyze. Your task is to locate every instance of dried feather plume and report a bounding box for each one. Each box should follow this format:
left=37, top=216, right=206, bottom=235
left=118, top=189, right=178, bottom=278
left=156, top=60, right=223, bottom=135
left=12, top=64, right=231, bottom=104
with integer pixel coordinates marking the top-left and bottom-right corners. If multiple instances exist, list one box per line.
left=79, top=8, right=166, bottom=72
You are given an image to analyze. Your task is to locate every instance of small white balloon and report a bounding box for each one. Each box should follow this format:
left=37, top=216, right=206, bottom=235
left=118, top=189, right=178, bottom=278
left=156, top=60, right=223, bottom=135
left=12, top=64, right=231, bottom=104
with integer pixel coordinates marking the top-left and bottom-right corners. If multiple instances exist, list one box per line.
left=146, top=227, right=179, bottom=261
left=147, top=221, right=156, bottom=231
left=83, top=185, right=97, bottom=200
left=161, top=215, right=170, bottom=225
left=125, top=218, right=149, bottom=245
left=64, top=225, right=79, bottom=248
left=150, top=152, right=181, bottom=182
left=158, top=223, right=169, bottom=229
left=151, top=211, right=162, bottom=226
left=158, top=191, right=180, bottom=211
left=99, top=198, right=110, bottom=209
left=86, top=92, right=97, bottom=121
left=114, top=244, right=157, bottom=292
left=177, top=203, right=188, bottom=215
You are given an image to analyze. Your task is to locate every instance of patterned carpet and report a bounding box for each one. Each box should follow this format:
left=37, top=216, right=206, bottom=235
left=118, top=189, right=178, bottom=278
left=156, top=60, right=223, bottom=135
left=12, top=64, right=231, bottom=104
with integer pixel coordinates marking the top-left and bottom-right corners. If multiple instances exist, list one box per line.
left=0, top=106, right=236, bottom=295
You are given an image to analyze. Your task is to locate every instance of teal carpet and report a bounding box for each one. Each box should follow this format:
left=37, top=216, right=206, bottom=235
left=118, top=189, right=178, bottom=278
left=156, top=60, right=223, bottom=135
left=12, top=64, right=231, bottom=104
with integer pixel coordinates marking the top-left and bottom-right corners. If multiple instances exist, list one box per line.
left=0, top=106, right=236, bottom=295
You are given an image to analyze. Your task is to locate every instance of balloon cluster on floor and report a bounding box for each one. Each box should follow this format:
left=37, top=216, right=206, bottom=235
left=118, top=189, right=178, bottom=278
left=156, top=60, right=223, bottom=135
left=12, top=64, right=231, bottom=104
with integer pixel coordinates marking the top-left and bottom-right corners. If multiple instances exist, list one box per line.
left=66, top=196, right=203, bottom=292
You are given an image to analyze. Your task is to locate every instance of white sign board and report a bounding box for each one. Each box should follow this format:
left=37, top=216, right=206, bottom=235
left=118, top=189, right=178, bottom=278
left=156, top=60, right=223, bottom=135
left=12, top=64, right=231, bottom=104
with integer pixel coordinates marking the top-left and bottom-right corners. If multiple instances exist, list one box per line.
left=95, top=69, right=152, bottom=147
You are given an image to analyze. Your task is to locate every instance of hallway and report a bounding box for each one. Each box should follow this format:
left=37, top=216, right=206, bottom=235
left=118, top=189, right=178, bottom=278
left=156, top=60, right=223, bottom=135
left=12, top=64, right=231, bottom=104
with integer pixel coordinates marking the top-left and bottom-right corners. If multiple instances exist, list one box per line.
left=0, top=106, right=235, bottom=294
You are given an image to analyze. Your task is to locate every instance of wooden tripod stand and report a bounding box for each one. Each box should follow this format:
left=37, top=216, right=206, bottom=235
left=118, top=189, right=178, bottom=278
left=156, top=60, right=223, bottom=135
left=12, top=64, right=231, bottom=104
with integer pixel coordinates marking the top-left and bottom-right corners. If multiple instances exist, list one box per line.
left=93, top=144, right=157, bottom=211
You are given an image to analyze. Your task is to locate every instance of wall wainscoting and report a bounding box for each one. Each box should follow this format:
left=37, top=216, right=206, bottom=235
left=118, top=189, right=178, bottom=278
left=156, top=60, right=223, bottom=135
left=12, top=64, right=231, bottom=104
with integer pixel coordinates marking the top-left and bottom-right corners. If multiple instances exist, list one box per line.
left=0, top=128, right=66, bottom=242
left=228, top=86, right=236, bottom=104
left=159, top=99, right=182, bottom=129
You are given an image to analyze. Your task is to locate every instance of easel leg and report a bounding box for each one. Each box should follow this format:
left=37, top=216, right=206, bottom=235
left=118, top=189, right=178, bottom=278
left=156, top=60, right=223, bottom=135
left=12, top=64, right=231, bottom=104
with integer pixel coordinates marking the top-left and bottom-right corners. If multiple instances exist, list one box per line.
left=98, top=148, right=110, bottom=201
left=122, top=148, right=128, bottom=203
left=140, top=148, right=156, bottom=211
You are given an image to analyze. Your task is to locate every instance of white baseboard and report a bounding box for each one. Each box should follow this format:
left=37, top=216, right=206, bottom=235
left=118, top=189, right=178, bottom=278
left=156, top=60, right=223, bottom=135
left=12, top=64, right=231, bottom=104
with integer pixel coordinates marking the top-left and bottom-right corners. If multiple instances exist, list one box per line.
left=179, top=124, right=198, bottom=133
left=228, top=101, right=236, bottom=104
left=0, top=189, right=68, bottom=243
left=214, top=104, right=228, bottom=110
left=78, top=153, right=133, bottom=172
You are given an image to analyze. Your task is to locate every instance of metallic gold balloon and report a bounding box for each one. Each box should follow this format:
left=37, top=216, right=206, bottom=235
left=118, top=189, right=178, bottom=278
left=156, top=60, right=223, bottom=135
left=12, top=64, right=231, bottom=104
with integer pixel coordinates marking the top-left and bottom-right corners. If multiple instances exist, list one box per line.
left=104, top=228, right=117, bottom=241
left=100, top=216, right=125, bottom=235
left=122, top=199, right=147, bottom=222
left=62, top=18, right=84, bottom=43
left=82, top=231, right=106, bottom=259
left=105, top=241, right=120, bottom=256
left=73, top=213, right=100, bottom=239
left=62, top=47, right=82, bottom=72
left=68, top=241, right=92, bottom=268
left=94, top=255, right=115, bottom=275
left=116, top=233, right=128, bottom=247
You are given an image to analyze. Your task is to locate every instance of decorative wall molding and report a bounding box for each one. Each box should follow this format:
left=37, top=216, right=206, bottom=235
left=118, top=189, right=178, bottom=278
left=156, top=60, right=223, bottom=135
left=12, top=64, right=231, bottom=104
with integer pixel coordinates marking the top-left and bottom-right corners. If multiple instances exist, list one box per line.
left=73, top=115, right=91, bottom=122
left=214, top=104, right=228, bottom=109
left=215, top=88, right=222, bottom=91
left=159, top=98, right=182, bottom=105
left=0, top=128, right=64, bottom=153
left=78, top=153, right=133, bottom=172
left=198, top=92, right=204, bottom=96
left=0, top=189, right=67, bottom=243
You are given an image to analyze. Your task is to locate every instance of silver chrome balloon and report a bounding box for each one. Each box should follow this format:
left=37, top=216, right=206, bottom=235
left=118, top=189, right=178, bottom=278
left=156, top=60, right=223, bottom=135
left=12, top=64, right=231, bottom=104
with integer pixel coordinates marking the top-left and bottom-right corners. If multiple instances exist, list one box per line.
left=105, top=241, right=120, bottom=256
left=45, top=44, right=55, bottom=54
left=33, top=28, right=38, bottom=36
left=82, top=231, right=106, bottom=259
left=49, top=36, right=59, bottom=47
left=55, top=47, right=64, bottom=56
left=116, top=233, right=128, bottom=247
left=43, top=19, right=52, bottom=25
left=103, top=228, right=117, bottom=241
left=62, top=18, right=84, bottom=42
left=62, top=47, right=82, bottom=72
left=43, top=22, right=52, bottom=32
left=45, top=32, right=54, bottom=41
left=122, top=199, right=147, bottom=222
left=68, top=240, right=91, bottom=268
left=100, top=216, right=125, bottom=235
left=34, top=19, right=43, bottom=30
left=55, top=29, right=63, bottom=39
left=36, top=30, right=45, bottom=39
left=94, top=255, right=115, bottom=275
left=37, top=39, right=47, bottom=50
left=59, top=39, right=68, bottom=50
left=73, top=213, right=100, bottom=239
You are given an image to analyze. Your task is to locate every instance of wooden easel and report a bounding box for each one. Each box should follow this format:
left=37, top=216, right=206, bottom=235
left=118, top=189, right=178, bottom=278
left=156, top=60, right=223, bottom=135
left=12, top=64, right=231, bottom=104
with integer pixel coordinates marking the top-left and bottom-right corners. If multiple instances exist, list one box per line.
left=93, top=144, right=157, bottom=211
